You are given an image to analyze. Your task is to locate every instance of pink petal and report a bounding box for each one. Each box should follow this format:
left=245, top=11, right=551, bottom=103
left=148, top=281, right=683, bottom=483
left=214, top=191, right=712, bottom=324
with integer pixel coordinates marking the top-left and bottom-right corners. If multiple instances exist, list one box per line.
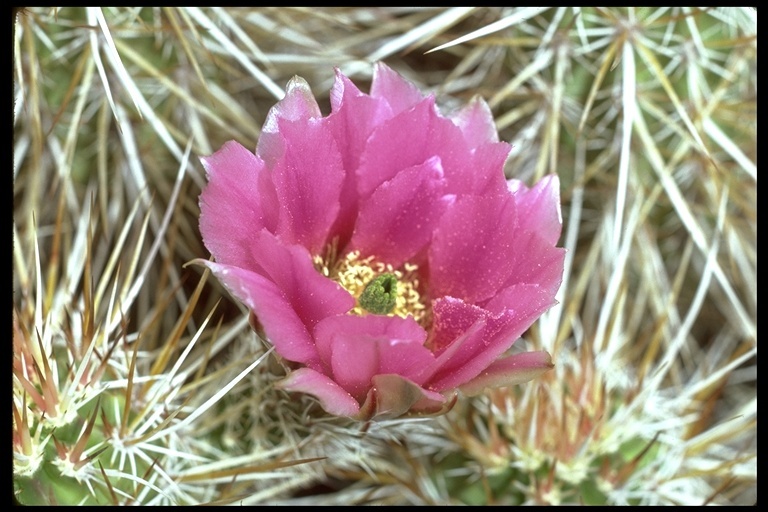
left=330, top=68, right=361, bottom=112
left=420, top=297, right=512, bottom=390
left=356, top=374, right=447, bottom=421
left=508, top=174, right=563, bottom=245
left=201, top=260, right=321, bottom=367
left=455, top=141, right=511, bottom=196
left=257, top=76, right=322, bottom=167
left=277, top=368, right=361, bottom=417
left=495, top=234, right=566, bottom=298
left=357, top=96, right=476, bottom=199
left=199, top=141, right=278, bottom=268
left=426, top=296, right=489, bottom=355
left=329, top=68, right=394, bottom=172
left=274, top=76, right=323, bottom=120
left=356, top=96, right=506, bottom=202
left=271, top=117, right=345, bottom=253
left=485, top=282, right=559, bottom=320
left=355, top=98, right=437, bottom=199
left=428, top=193, right=518, bottom=304
left=350, top=156, right=452, bottom=267
left=450, top=95, right=499, bottom=146
left=245, top=230, right=356, bottom=339
left=422, top=288, right=556, bottom=392
left=370, top=62, right=424, bottom=116
left=458, top=351, right=554, bottom=396
left=330, top=334, right=378, bottom=402
left=327, top=69, right=394, bottom=247
left=313, top=314, right=434, bottom=401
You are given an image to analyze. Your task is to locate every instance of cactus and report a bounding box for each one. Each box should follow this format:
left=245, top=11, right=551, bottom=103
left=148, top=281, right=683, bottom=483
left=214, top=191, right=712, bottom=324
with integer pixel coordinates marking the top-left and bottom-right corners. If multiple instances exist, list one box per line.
left=13, top=7, right=756, bottom=505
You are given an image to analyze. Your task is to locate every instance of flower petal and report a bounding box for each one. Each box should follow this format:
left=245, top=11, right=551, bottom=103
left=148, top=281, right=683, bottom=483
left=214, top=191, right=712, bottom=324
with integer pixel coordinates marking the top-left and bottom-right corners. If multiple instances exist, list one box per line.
left=200, top=261, right=321, bottom=366
left=314, top=314, right=433, bottom=401
left=246, top=230, right=356, bottom=339
left=199, top=141, right=278, bottom=268
left=277, top=368, right=360, bottom=417
left=508, top=174, right=563, bottom=245
left=330, top=69, right=394, bottom=160
left=428, top=193, right=518, bottom=304
left=458, top=350, right=554, bottom=396
left=356, top=374, right=447, bottom=421
left=484, top=282, right=559, bottom=321
left=357, top=96, right=507, bottom=202
left=455, top=141, right=511, bottom=197
left=350, top=156, right=452, bottom=267
left=451, top=95, right=499, bottom=146
left=270, top=118, right=345, bottom=253
left=421, top=297, right=510, bottom=390
left=370, top=62, right=424, bottom=116
left=327, top=69, right=394, bottom=246
left=422, top=288, right=556, bottom=392
left=355, top=98, right=437, bottom=199
left=257, top=76, right=322, bottom=167
left=496, top=234, right=566, bottom=299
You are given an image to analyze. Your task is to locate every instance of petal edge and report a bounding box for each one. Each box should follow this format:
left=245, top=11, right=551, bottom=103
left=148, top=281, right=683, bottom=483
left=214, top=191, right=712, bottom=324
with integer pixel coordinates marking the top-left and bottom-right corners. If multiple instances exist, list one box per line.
left=277, top=368, right=361, bottom=417
left=459, top=351, right=554, bottom=396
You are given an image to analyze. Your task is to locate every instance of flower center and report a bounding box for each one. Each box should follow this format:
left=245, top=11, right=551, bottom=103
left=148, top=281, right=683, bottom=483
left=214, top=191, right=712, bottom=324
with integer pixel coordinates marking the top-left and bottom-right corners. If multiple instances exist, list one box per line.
left=313, top=246, right=429, bottom=326
left=358, top=273, right=398, bottom=315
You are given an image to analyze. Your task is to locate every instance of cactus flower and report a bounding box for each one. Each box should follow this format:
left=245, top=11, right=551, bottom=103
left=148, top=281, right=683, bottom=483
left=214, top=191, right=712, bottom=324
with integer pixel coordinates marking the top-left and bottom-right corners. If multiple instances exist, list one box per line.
left=198, top=63, right=565, bottom=420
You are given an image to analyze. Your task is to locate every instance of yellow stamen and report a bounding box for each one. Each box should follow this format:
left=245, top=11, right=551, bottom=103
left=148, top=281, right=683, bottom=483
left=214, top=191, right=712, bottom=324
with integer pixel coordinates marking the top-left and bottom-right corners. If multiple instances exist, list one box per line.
left=313, top=246, right=429, bottom=327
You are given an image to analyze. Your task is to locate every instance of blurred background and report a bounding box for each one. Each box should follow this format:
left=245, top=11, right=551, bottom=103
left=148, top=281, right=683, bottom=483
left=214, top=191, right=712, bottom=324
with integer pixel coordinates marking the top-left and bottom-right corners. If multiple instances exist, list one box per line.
left=13, top=7, right=756, bottom=505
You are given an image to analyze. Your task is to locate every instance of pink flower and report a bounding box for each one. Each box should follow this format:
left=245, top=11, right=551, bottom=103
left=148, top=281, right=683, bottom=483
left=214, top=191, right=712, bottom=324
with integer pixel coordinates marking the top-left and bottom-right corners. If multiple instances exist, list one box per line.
left=198, top=63, right=565, bottom=420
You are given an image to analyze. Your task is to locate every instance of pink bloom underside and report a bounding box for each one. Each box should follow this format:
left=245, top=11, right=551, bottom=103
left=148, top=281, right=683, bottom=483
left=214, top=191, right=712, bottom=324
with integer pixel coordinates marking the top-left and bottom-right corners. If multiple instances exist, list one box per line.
left=279, top=294, right=557, bottom=416
left=278, top=368, right=446, bottom=419
left=280, top=313, right=443, bottom=418
left=459, top=351, right=554, bottom=396
left=459, top=350, right=554, bottom=396
left=313, top=314, right=435, bottom=400
left=277, top=368, right=361, bottom=417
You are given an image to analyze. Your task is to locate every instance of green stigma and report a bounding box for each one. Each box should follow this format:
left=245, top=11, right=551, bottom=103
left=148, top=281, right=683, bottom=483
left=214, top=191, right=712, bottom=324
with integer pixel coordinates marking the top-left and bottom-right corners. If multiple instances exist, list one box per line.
left=358, top=273, right=398, bottom=315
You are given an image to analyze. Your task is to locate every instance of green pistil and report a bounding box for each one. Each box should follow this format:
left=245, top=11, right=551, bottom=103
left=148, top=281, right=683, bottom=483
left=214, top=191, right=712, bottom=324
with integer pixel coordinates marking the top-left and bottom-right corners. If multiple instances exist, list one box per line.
left=358, top=273, right=398, bottom=315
